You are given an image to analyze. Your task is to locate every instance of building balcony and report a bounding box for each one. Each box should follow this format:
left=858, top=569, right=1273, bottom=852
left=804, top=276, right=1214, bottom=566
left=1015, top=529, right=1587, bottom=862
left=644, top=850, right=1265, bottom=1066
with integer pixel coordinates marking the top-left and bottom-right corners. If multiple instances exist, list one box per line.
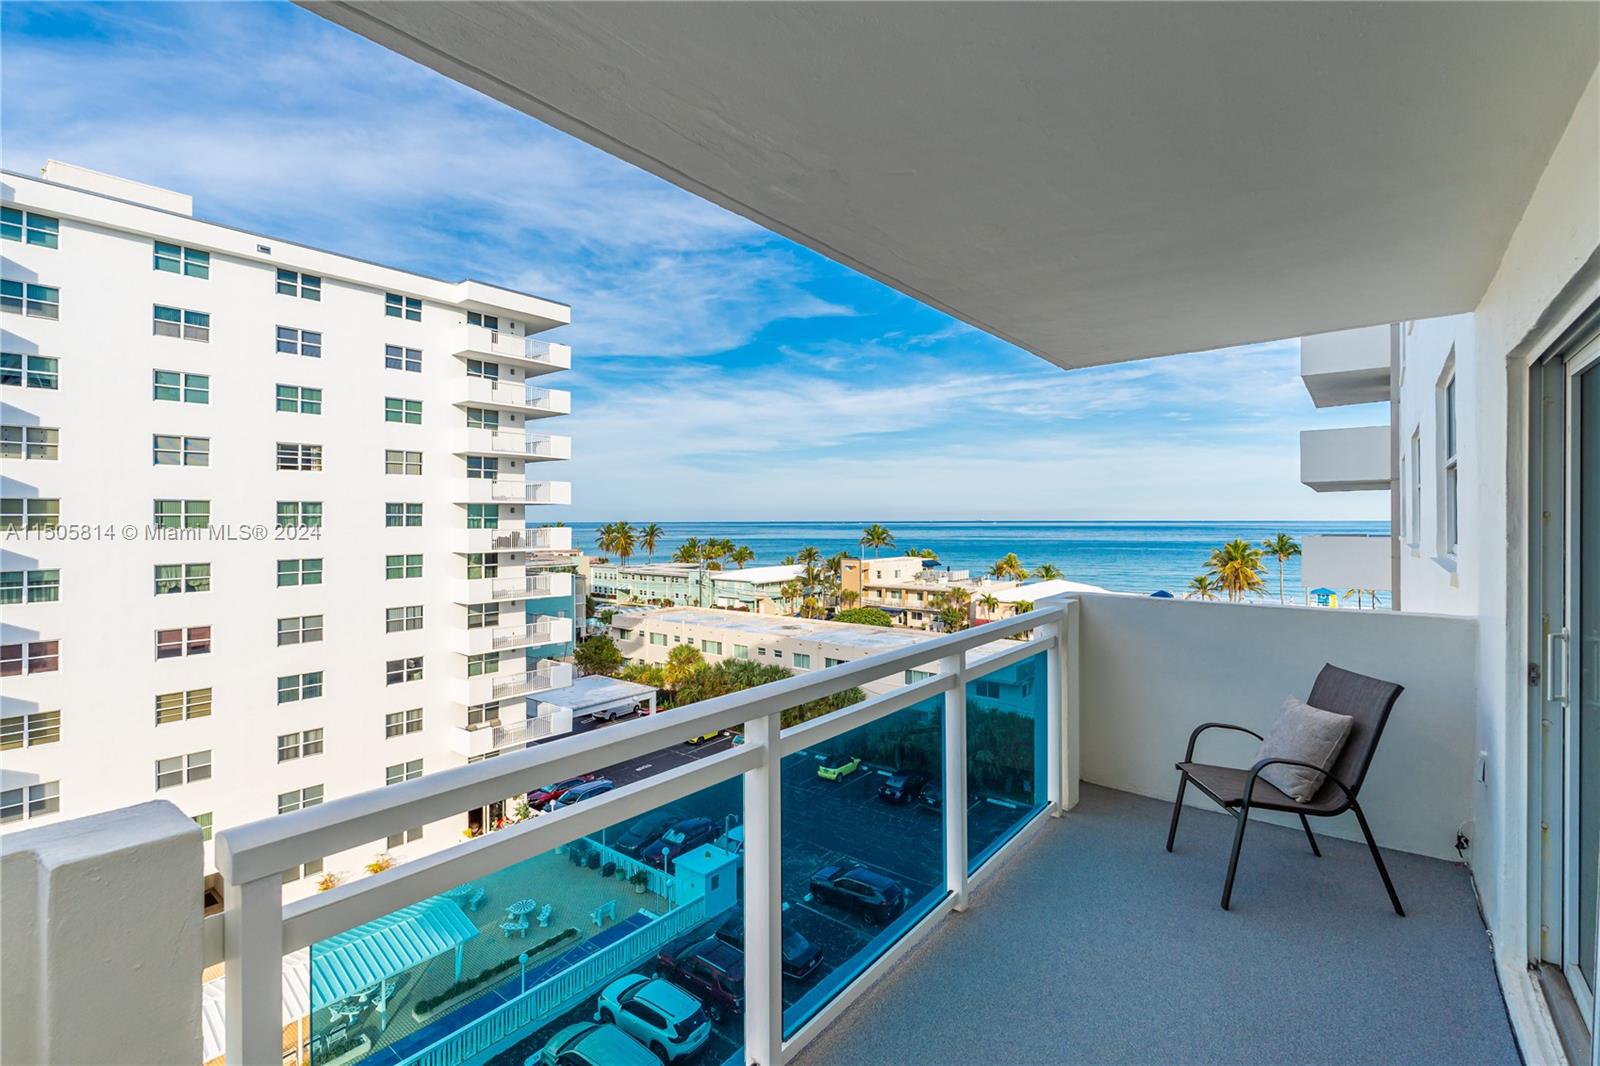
left=452, top=323, right=572, bottom=376
left=452, top=615, right=575, bottom=656
left=454, top=570, right=574, bottom=604
left=451, top=525, right=573, bottom=555
left=454, top=429, right=572, bottom=462
left=1301, top=533, right=1393, bottom=594
left=457, top=478, right=572, bottom=506
left=453, top=378, right=571, bottom=418
left=450, top=658, right=576, bottom=704
left=1299, top=425, right=1389, bottom=492
left=448, top=705, right=577, bottom=758
left=1300, top=324, right=1394, bottom=408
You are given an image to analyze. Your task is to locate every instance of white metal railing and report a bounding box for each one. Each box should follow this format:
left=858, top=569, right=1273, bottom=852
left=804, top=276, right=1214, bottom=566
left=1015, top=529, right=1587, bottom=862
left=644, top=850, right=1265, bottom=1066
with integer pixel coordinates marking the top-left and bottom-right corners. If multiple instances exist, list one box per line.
left=216, top=599, right=1075, bottom=1066
left=582, top=839, right=679, bottom=902
left=453, top=526, right=572, bottom=554
left=457, top=378, right=572, bottom=415
left=490, top=660, right=575, bottom=701
left=485, top=479, right=569, bottom=504
left=523, top=339, right=572, bottom=369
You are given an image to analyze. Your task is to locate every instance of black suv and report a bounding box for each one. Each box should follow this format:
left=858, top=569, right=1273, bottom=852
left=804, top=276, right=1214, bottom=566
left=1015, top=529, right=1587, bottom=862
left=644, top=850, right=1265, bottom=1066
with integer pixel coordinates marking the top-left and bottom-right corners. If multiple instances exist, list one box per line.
left=655, top=935, right=746, bottom=1020
left=809, top=864, right=907, bottom=925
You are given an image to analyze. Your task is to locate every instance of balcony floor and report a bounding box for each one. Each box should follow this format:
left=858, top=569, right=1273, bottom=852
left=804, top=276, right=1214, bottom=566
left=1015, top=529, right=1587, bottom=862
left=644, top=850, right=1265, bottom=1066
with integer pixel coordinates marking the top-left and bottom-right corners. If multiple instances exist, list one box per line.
left=797, top=785, right=1517, bottom=1066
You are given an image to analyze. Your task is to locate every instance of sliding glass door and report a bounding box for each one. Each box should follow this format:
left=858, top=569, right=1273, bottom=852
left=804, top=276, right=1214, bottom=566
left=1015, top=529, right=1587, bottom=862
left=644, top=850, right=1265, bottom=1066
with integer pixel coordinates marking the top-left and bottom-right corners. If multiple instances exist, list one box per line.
left=1567, top=337, right=1600, bottom=1004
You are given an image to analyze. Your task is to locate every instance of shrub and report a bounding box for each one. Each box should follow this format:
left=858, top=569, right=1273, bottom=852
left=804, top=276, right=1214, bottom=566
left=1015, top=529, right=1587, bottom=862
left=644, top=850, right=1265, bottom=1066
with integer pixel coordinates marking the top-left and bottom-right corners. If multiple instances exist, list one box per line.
left=834, top=607, right=894, bottom=627
left=364, top=853, right=395, bottom=875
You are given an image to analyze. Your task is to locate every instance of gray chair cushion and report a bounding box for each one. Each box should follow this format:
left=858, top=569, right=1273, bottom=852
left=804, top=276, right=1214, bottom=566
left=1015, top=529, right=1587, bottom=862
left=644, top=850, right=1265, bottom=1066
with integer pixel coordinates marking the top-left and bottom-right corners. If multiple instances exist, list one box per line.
left=1254, top=697, right=1354, bottom=802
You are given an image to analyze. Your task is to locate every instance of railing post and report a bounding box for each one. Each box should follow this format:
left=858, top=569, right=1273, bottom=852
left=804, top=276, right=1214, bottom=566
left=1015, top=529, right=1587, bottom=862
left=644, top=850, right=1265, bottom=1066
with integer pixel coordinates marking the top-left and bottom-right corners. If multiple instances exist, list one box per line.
left=224, top=874, right=285, bottom=1066
left=1040, top=618, right=1064, bottom=816
left=742, top=714, right=784, bottom=1065
left=942, top=653, right=969, bottom=911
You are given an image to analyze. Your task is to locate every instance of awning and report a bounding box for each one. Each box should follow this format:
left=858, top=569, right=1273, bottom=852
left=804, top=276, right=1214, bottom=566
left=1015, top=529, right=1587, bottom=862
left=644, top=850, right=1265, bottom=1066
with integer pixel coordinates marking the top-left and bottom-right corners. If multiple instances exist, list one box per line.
left=200, top=948, right=312, bottom=1063
left=310, top=897, right=479, bottom=1010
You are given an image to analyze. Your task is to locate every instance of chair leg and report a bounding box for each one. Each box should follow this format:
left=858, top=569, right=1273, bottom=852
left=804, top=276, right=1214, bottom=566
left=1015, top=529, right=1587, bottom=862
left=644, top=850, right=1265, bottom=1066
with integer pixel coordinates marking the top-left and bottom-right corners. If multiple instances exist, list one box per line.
left=1220, top=806, right=1250, bottom=910
left=1351, top=801, right=1404, bottom=916
left=1298, top=814, right=1322, bottom=857
left=1165, top=772, right=1189, bottom=852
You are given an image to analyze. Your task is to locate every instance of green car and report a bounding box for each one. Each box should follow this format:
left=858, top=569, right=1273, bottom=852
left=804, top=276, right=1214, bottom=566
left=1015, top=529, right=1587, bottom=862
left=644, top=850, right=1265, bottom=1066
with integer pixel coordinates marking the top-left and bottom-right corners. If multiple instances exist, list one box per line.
left=817, top=755, right=861, bottom=781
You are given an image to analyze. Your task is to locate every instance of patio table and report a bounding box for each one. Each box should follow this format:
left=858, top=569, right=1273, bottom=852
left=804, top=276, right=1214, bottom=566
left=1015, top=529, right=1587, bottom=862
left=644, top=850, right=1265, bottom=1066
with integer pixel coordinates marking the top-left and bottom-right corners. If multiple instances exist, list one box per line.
left=506, top=897, right=538, bottom=918
left=442, top=884, right=476, bottom=907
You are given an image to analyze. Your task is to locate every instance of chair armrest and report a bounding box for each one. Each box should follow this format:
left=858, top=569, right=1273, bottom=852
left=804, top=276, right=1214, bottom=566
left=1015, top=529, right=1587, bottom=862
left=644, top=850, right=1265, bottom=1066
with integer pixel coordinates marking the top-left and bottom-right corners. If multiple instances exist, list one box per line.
left=1241, top=757, right=1353, bottom=809
left=1183, top=722, right=1265, bottom=762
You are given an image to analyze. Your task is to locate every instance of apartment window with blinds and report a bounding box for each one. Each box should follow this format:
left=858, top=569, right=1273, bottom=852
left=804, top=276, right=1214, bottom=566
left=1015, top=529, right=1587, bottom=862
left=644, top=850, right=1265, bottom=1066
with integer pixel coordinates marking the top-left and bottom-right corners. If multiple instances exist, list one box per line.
left=467, top=311, right=500, bottom=329
left=466, top=504, right=499, bottom=530
left=1, top=425, right=58, bottom=460
left=277, top=729, right=324, bottom=762
left=2, top=207, right=59, bottom=247
left=386, top=656, right=423, bottom=685
left=153, top=370, right=208, bottom=403
left=152, top=434, right=208, bottom=466
left=466, top=702, right=500, bottom=728
left=384, top=345, right=421, bottom=372
left=384, top=397, right=422, bottom=424
left=466, top=359, right=500, bottom=381
left=276, top=558, right=324, bottom=586
left=385, top=759, right=423, bottom=785
left=276, top=501, right=322, bottom=528
left=154, top=242, right=209, bottom=278
left=1, top=710, right=61, bottom=749
left=276, top=326, right=321, bottom=358
left=385, top=554, right=423, bottom=580
left=1, top=499, right=59, bottom=531
left=467, top=652, right=499, bottom=677
left=385, top=605, right=423, bottom=633
left=278, top=785, right=323, bottom=814
left=384, top=293, right=421, bottom=320
left=0, top=568, right=59, bottom=603
left=1, top=640, right=59, bottom=675
left=194, top=813, right=213, bottom=842
left=385, top=502, right=422, bottom=527
left=385, top=449, right=422, bottom=475
left=467, top=602, right=500, bottom=630
left=385, top=708, right=423, bottom=738
left=465, top=407, right=499, bottom=430
left=276, top=442, right=323, bottom=471
left=152, top=499, right=209, bottom=529
left=277, top=671, right=324, bottom=704
left=277, top=614, right=324, bottom=645
left=153, top=305, right=208, bottom=340
left=155, top=751, right=211, bottom=790
left=466, top=553, right=500, bottom=579
left=276, top=385, right=322, bottom=414
left=276, top=270, right=321, bottom=300
left=1, top=781, right=59, bottom=823
left=650, top=633, right=667, bottom=647
left=154, top=562, right=210, bottom=595
left=155, top=626, right=210, bottom=659
left=466, top=456, right=499, bottom=480
left=2, top=280, right=60, bottom=319
left=702, top=640, right=722, bottom=654
left=3, top=352, right=59, bottom=389
left=155, top=688, right=212, bottom=725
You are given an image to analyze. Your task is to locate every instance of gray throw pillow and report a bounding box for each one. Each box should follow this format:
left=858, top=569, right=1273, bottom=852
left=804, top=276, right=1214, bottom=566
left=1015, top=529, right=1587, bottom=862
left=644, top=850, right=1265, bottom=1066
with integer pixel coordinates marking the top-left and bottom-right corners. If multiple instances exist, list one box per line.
left=1253, top=697, right=1353, bottom=802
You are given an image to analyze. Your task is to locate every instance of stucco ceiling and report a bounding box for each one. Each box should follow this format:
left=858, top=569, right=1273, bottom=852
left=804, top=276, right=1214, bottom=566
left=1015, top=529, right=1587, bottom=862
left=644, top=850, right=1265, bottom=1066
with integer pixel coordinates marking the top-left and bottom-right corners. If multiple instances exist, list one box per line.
left=312, top=2, right=1599, bottom=368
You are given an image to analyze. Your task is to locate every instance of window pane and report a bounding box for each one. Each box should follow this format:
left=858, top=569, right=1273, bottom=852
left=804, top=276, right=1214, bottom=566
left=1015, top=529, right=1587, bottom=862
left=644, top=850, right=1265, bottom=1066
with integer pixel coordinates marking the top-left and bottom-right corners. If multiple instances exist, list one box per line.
left=965, top=651, right=1049, bottom=870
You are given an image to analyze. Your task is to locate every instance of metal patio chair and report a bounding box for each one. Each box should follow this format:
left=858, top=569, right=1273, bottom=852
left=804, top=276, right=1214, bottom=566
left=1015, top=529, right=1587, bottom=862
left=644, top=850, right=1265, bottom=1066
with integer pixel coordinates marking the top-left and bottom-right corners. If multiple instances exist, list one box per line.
left=1165, top=663, right=1406, bottom=914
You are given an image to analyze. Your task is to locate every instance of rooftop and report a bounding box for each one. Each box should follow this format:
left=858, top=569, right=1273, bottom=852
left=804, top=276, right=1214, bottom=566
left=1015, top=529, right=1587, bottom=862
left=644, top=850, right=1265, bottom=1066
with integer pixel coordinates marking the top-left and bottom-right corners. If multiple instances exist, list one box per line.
left=614, top=606, right=945, bottom=652
left=993, top=578, right=1111, bottom=601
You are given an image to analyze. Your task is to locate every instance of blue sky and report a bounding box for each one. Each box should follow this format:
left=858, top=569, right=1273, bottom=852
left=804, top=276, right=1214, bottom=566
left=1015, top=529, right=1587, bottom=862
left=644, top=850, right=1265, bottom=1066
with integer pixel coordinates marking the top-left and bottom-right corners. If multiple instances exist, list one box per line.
left=1, top=2, right=1389, bottom=522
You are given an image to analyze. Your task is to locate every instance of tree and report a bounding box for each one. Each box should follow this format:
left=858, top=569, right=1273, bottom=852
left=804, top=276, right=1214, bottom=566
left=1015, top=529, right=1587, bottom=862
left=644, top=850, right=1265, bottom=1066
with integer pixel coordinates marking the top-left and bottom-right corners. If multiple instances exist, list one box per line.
left=1207, top=539, right=1267, bottom=602
left=620, top=661, right=665, bottom=688
left=825, top=551, right=850, bottom=578
left=837, top=588, right=860, bottom=610
left=796, top=544, right=822, bottom=576
left=779, top=579, right=804, bottom=614
left=1032, top=563, right=1063, bottom=581
left=835, top=606, right=894, bottom=626
left=640, top=522, right=664, bottom=562
left=780, top=555, right=797, bottom=565
left=1261, top=533, right=1301, bottom=604
left=672, top=537, right=703, bottom=565
left=573, top=635, right=623, bottom=677
left=936, top=605, right=970, bottom=632
left=611, top=522, right=636, bottom=569
left=664, top=644, right=706, bottom=690
left=1012, top=599, right=1034, bottom=615
left=976, top=592, right=1001, bottom=619
left=989, top=553, right=1027, bottom=581
left=730, top=544, right=755, bottom=569
left=859, top=523, right=895, bottom=558
left=1186, top=574, right=1221, bottom=601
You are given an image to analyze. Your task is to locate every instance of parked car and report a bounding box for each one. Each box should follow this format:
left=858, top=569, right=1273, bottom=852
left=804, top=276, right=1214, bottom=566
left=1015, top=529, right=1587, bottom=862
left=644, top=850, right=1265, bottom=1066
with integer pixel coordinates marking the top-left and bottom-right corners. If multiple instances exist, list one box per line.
left=809, top=864, right=906, bottom=925
left=590, top=701, right=648, bottom=723
left=614, top=811, right=684, bottom=860
left=655, top=935, right=745, bottom=1020
left=528, top=775, right=599, bottom=810
left=528, top=1022, right=657, bottom=1066
left=817, top=755, right=861, bottom=781
left=596, top=974, right=711, bottom=1062
left=686, top=729, right=724, bottom=745
left=878, top=770, right=928, bottom=804
left=642, top=817, right=718, bottom=870
left=917, top=781, right=942, bottom=812
left=550, top=779, right=615, bottom=809
left=714, top=908, right=823, bottom=980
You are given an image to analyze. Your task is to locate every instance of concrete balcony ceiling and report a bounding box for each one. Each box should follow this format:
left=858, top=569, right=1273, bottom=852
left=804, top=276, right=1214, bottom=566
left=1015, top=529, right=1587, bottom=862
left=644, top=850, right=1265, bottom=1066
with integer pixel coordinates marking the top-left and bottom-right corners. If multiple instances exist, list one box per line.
left=1300, top=425, right=1390, bottom=492
left=311, top=2, right=1597, bottom=367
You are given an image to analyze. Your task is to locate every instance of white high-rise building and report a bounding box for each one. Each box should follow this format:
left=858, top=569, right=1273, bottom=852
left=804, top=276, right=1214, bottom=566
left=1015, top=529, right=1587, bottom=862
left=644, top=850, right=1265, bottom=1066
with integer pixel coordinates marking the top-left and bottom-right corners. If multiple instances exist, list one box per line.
left=0, top=161, right=579, bottom=897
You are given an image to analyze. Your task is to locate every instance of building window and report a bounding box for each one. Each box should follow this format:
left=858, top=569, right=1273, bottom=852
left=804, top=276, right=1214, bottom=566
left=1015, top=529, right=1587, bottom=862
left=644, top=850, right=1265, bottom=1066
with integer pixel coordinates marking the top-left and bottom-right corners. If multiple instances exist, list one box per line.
left=384, top=397, right=422, bottom=424
left=155, top=688, right=212, bottom=725
left=276, top=558, right=323, bottom=587
left=384, top=344, right=421, bottom=372
left=466, top=359, right=500, bottom=381
left=277, top=671, right=324, bottom=704
left=154, top=562, right=210, bottom=595
left=275, top=269, right=321, bottom=301
left=701, top=640, right=722, bottom=655
left=153, top=369, right=208, bottom=403
left=649, top=632, right=667, bottom=647
left=277, top=729, right=325, bottom=763
left=465, top=407, right=499, bottom=430
left=276, top=326, right=322, bottom=358
left=1, top=781, right=60, bottom=824
left=467, top=602, right=500, bottom=630
left=792, top=652, right=811, bottom=668
left=276, top=442, right=323, bottom=471
left=385, top=605, right=424, bottom=633
left=194, top=812, right=213, bottom=842
left=825, top=657, right=845, bottom=668
left=466, top=702, right=500, bottom=728
left=2, top=280, right=60, bottom=319
left=154, top=242, right=209, bottom=278
left=467, top=311, right=500, bottom=330
left=283, top=859, right=324, bottom=884
left=385, top=449, right=422, bottom=475
left=387, top=826, right=423, bottom=848
left=276, top=614, right=324, bottom=646
left=0, top=425, right=58, bottom=460
left=152, top=434, right=208, bottom=466
left=466, top=553, right=499, bottom=580
left=1408, top=430, right=1422, bottom=546
left=155, top=751, right=211, bottom=790
left=275, top=500, right=323, bottom=528
left=385, top=656, right=423, bottom=685
left=152, top=499, right=209, bottom=529
left=155, top=626, right=210, bottom=659
left=384, top=502, right=423, bottom=527
left=2, top=207, right=59, bottom=247
left=0, top=568, right=60, bottom=604
left=385, top=707, right=423, bottom=738
left=275, top=384, right=322, bottom=415
left=385, top=293, right=421, bottom=321
left=385, top=759, right=424, bottom=785
left=465, top=456, right=500, bottom=480
left=385, top=553, right=422, bottom=580
left=0, top=640, right=59, bottom=675
left=466, top=504, right=499, bottom=530
left=2, top=352, right=58, bottom=389
left=153, top=304, right=208, bottom=340
left=1, top=710, right=61, bottom=749
left=1, top=498, right=60, bottom=530
left=1441, top=372, right=1458, bottom=556
left=277, top=785, right=324, bottom=814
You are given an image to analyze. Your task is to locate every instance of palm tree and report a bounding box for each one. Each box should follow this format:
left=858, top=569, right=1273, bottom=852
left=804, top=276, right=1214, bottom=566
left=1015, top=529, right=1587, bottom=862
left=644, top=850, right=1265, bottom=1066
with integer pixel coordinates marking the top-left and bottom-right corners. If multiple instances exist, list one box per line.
left=838, top=588, right=860, bottom=609
left=1261, top=533, right=1301, bottom=604
left=779, top=579, right=804, bottom=614
left=1032, top=563, right=1063, bottom=581
left=1186, top=574, right=1220, bottom=601
left=989, top=553, right=1027, bottom=581
left=780, top=554, right=797, bottom=565
left=1012, top=599, right=1034, bottom=616
left=594, top=521, right=616, bottom=557
left=672, top=536, right=703, bottom=565
left=825, top=551, right=849, bottom=578
left=796, top=545, right=823, bottom=592
left=640, top=522, right=663, bottom=563
left=860, top=523, right=895, bottom=559
left=977, top=592, right=1001, bottom=620
left=612, top=522, right=636, bottom=569
left=730, top=544, right=755, bottom=569
left=1346, top=587, right=1366, bottom=609
left=1207, top=539, right=1267, bottom=602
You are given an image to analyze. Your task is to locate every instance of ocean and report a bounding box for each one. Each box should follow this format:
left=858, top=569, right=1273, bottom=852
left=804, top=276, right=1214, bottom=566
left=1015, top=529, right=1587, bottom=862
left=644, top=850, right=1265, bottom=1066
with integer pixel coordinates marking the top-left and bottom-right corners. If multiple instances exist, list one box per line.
left=567, top=521, right=1392, bottom=605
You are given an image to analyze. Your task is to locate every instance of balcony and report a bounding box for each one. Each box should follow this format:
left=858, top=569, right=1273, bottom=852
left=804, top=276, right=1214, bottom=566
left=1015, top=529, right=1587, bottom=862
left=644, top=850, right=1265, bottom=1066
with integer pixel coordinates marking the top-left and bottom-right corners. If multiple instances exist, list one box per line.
left=454, top=570, right=574, bottom=604
left=451, top=525, right=573, bottom=555
left=1300, top=324, right=1394, bottom=408
left=448, top=706, right=575, bottom=759
left=451, top=658, right=577, bottom=704
left=452, top=324, right=572, bottom=376
left=454, top=429, right=572, bottom=462
left=452, top=616, right=575, bottom=656
left=1299, top=425, right=1389, bottom=492
left=453, top=378, right=572, bottom=418
left=457, top=478, right=572, bottom=506
left=1301, top=533, right=1393, bottom=593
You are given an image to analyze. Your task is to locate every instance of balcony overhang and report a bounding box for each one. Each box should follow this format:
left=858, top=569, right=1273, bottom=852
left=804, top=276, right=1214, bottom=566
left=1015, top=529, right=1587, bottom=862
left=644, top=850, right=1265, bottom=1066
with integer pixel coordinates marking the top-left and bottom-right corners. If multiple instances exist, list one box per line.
left=310, top=2, right=1597, bottom=368
left=1300, top=325, right=1394, bottom=409
left=1300, top=425, right=1390, bottom=493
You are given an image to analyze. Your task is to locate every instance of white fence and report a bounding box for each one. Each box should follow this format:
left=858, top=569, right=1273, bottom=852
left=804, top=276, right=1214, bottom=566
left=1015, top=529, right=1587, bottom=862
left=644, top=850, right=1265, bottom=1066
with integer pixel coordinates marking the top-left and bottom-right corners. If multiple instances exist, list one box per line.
left=582, top=839, right=678, bottom=902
